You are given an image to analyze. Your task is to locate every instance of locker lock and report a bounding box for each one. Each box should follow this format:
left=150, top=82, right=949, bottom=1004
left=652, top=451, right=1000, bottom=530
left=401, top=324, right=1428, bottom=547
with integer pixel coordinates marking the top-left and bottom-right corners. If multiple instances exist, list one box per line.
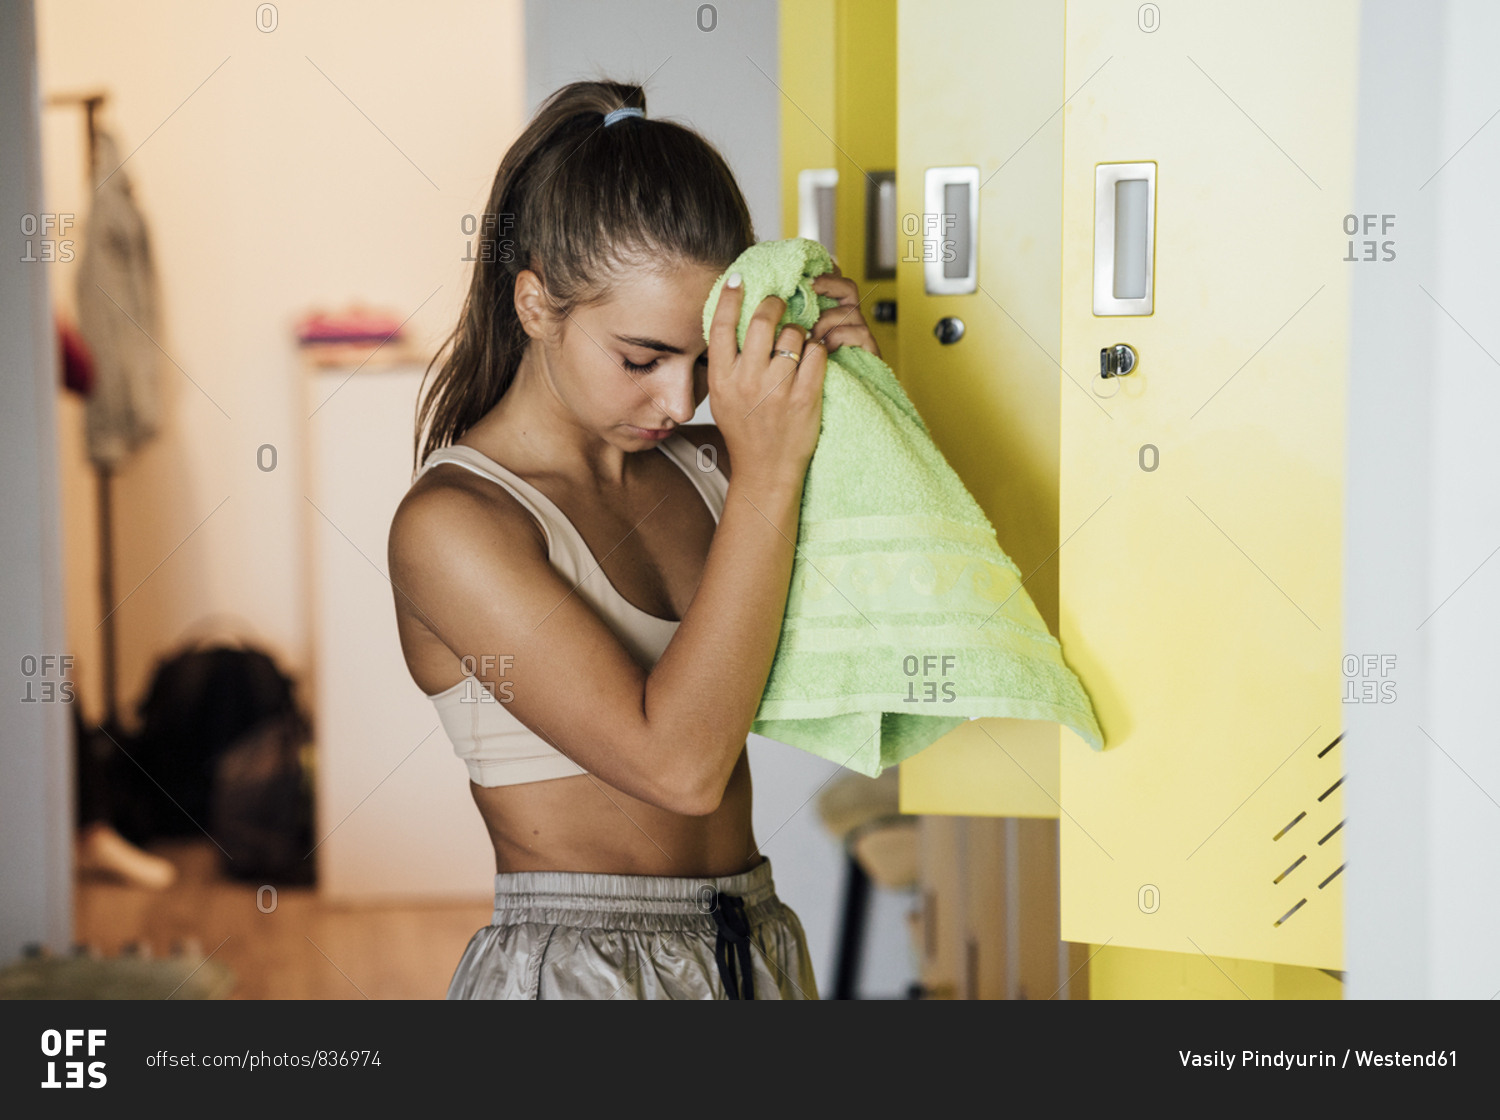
left=1100, top=343, right=1138, bottom=378
left=934, top=317, right=965, bottom=345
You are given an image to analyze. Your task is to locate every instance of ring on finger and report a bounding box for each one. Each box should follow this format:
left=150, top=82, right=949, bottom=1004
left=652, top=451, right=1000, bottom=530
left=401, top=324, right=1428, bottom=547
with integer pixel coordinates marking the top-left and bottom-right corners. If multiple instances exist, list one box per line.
left=771, top=348, right=802, bottom=362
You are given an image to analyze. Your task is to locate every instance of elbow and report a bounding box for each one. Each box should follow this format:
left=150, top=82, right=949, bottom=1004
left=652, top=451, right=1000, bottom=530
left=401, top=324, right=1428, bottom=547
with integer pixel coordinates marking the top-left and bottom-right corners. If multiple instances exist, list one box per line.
left=661, top=756, right=735, bottom=818
left=632, top=724, right=745, bottom=816
left=673, top=782, right=727, bottom=819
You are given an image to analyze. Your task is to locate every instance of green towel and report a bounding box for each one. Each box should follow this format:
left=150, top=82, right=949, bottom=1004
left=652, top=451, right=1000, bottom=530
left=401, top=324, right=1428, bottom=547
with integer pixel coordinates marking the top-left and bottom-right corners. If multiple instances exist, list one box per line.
left=701, top=237, right=1104, bottom=777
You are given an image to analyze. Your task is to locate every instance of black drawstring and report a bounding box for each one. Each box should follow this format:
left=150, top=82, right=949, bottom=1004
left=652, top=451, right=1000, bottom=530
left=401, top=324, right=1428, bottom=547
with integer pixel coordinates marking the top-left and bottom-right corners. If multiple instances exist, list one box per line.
left=709, top=890, right=755, bottom=1000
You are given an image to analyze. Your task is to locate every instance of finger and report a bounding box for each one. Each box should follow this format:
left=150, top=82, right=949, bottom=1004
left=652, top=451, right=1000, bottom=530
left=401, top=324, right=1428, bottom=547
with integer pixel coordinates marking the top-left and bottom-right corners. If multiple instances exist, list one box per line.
left=809, top=305, right=868, bottom=342
left=755, top=325, right=809, bottom=401
left=741, top=294, right=787, bottom=361
left=816, top=324, right=877, bottom=353
left=708, top=276, right=746, bottom=378
left=810, top=274, right=858, bottom=304
left=773, top=323, right=808, bottom=355
left=794, top=335, right=830, bottom=395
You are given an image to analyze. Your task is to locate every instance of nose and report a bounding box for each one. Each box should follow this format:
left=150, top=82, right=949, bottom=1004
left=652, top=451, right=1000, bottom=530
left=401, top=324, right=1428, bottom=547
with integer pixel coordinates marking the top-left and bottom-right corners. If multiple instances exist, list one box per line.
left=662, top=359, right=699, bottom=425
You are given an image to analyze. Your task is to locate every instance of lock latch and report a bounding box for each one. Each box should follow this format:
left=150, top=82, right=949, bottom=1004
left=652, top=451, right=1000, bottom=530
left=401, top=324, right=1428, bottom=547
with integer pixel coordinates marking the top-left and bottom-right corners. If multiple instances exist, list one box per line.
left=1100, top=343, right=1138, bottom=378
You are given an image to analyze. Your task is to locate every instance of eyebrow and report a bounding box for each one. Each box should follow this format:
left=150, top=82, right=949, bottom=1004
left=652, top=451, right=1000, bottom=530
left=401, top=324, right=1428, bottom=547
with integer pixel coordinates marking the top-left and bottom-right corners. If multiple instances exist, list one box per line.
left=612, top=333, right=703, bottom=355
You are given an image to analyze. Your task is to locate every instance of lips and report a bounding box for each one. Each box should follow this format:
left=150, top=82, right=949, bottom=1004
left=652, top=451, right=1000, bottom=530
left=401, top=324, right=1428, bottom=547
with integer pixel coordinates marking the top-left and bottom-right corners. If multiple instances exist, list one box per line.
left=629, top=425, right=674, bottom=440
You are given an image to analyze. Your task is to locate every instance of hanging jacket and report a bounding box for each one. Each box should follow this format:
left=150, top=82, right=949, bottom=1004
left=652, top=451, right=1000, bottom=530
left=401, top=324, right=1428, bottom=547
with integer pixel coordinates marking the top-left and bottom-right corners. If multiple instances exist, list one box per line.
left=75, top=127, right=164, bottom=469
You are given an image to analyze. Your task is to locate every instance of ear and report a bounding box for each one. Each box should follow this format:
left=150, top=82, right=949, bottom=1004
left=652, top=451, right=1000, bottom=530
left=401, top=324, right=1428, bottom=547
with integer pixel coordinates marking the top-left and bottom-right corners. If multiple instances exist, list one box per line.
left=513, top=268, right=562, bottom=343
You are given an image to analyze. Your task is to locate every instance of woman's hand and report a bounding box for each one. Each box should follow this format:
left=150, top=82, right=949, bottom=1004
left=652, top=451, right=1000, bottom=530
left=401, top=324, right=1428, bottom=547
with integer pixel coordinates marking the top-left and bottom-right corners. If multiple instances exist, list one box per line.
left=809, top=264, right=881, bottom=359
left=706, top=277, right=828, bottom=494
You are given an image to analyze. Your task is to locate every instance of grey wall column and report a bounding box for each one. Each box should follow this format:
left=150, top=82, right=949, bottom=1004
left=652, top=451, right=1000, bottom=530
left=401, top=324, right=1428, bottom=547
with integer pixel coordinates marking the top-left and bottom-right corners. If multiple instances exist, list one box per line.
left=0, top=0, right=75, bottom=961
left=1345, top=0, right=1500, bottom=998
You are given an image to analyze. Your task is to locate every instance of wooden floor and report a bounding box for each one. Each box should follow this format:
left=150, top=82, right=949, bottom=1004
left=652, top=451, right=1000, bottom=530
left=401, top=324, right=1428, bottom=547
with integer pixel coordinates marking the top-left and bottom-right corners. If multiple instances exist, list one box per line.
left=74, top=839, right=493, bottom=999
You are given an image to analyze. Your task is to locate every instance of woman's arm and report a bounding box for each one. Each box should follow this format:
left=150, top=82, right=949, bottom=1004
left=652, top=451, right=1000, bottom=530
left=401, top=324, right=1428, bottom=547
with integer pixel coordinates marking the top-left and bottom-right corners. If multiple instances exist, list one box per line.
left=389, top=284, right=826, bottom=817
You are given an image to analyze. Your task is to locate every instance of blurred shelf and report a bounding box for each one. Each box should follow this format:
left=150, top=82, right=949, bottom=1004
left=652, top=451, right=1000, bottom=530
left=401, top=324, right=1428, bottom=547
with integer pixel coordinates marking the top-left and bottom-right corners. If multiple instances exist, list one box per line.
left=297, top=339, right=431, bottom=372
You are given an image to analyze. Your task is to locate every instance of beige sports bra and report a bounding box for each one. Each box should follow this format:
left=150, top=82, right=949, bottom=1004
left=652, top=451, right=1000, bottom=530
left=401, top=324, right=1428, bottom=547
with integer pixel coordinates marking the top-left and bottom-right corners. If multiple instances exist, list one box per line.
left=414, top=431, right=728, bottom=787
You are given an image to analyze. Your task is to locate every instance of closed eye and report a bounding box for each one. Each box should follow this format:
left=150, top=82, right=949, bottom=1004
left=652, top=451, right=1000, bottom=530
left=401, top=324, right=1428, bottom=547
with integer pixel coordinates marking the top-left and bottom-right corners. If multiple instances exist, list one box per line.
left=621, top=353, right=709, bottom=374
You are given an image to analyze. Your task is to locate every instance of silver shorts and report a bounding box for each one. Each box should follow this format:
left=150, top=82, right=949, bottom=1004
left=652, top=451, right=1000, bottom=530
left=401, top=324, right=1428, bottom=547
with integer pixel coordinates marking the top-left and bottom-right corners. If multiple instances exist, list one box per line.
left=445, top=857, right=819, bottom=1000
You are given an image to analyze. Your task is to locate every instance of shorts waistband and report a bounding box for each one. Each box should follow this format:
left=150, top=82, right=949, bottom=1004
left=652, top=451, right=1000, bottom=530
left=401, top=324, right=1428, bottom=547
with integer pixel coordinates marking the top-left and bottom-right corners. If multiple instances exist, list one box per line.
left=489, top=858, right=777, bottom=927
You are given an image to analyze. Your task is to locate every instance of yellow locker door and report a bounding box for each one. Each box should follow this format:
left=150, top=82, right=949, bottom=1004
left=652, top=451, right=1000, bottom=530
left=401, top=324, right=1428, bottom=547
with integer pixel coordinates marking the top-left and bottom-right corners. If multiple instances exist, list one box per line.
left=895, top=0, right=1070, bottom=819
left=1058, top=0, right=1355, bottom=971
left=780, top=0, right=898, bottom=361
left=894, top=0, right=1087, bottom=1000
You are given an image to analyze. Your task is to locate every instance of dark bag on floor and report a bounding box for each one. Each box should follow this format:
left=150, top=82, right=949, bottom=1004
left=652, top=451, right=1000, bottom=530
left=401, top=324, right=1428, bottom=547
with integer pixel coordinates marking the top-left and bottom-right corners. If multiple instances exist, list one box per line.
left=121, top=642, right=315, bottom=883
left=208, top=712, right=316, bottom=885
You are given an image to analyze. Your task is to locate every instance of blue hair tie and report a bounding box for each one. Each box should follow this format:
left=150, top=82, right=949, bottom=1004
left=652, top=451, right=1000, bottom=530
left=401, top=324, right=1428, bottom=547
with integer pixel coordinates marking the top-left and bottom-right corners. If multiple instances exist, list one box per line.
left=603, top=106, right=645, bottom=127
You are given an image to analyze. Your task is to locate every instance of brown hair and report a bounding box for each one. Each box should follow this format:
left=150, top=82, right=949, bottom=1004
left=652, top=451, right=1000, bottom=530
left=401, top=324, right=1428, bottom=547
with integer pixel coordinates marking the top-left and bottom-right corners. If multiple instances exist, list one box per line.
left=413, top=79, right=756, bottom=470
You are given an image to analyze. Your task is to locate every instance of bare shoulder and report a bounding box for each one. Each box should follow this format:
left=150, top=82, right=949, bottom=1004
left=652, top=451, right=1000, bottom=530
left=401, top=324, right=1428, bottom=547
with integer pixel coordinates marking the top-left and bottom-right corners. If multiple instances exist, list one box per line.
left=674, top=423, right=732, bottom=481
left=388, top=463, right=547, bottom=596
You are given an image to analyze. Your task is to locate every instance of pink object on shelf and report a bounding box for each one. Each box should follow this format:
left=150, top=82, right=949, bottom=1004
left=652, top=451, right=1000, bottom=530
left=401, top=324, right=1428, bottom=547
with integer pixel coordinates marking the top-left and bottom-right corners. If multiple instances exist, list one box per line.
left=295, top=305, right=405, bottom=345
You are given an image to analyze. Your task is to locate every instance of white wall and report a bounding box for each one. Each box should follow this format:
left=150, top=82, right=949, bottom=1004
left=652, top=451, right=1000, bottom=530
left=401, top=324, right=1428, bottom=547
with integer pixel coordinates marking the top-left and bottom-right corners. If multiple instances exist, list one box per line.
left=0, top=0, right=73, bottom=960
left=37, top=0, right=527, bottom=906
left=38, top=0, right=528, bottom=723
left=307, top=363, right=496, bottom=900
left=1345, top=0, right=1500, bottom=998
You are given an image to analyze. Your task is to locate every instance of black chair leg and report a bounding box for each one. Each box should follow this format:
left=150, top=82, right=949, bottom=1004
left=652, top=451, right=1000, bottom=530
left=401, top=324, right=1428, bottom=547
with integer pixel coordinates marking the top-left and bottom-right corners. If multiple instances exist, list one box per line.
left=831, top=850, right=872, bottom=1000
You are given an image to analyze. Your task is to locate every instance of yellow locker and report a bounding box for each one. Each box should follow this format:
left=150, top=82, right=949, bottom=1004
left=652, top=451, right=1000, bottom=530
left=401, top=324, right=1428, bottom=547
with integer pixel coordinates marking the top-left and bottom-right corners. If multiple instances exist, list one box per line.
left=783, top=0, right=1349, bottom=996
left=779, top=0, right=898, bottom=362
left=1089, top=944, right=1342, bottom=1001
left=895, top=0, right=1071, bottom=819
left=779, top=0, right=837, bottom=239
left=889, top=0, right=1088, bottom=998
left=1057, top=0, right=1355, bottom=973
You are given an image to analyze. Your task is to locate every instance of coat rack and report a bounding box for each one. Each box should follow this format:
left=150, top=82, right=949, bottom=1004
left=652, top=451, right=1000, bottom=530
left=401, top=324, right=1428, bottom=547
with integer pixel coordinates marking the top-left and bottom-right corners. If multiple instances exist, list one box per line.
left=45, top=89, right=122, bottom=730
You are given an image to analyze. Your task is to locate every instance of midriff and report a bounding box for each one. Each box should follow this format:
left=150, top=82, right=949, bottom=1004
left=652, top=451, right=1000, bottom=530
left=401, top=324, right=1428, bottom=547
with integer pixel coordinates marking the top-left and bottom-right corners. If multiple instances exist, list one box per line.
left=467, top=748, right=758, bottom=877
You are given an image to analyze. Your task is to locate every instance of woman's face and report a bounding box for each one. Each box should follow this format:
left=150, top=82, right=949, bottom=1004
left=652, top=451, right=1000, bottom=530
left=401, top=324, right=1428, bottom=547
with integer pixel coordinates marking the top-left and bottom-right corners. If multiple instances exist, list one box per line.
left=528, top=261, right=724, bottom=449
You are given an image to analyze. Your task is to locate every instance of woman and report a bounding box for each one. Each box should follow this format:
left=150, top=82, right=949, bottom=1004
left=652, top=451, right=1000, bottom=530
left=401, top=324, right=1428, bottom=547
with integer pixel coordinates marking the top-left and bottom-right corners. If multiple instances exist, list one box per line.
left=389, top=80, right=881, bottom=999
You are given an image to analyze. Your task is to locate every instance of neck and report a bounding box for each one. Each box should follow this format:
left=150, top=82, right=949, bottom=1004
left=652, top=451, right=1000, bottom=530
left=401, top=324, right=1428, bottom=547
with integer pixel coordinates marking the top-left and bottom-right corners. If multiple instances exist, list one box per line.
left=480, top=348, right=634, bottom=489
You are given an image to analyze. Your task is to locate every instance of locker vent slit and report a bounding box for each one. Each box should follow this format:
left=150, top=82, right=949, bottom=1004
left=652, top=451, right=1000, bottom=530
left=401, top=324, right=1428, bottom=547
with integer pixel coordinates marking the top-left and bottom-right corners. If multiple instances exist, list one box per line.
left=1273, top=811, right=1306, bottom=840
left=1273, top=855, right=1306, bottom=884
left=1273, top=898, right=1308, bottom=927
